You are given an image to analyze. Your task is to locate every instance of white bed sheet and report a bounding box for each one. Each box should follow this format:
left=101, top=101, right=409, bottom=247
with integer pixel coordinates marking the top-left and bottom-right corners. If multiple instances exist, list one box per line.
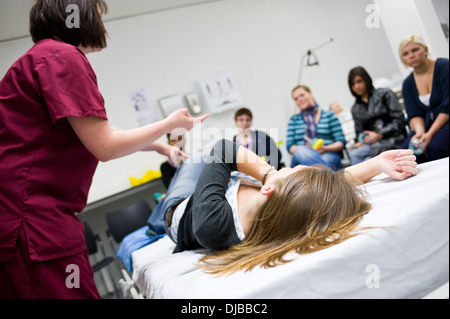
left=131, top=158, right=449, bottom=299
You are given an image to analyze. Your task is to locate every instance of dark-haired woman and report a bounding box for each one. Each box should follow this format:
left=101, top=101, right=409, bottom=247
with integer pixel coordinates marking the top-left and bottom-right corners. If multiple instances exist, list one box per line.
left=347, top=67, right=407, bottom=165
left=0, top=0, right=207, bottom=299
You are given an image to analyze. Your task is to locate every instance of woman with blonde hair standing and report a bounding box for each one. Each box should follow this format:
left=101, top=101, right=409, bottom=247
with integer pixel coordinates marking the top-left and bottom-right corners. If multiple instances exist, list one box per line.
left=399, top=34, right=449, bottom=163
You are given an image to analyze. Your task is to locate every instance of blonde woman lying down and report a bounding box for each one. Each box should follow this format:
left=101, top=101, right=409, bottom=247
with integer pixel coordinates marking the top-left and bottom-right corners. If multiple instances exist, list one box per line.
left=145, top=139, right=418, bottom=276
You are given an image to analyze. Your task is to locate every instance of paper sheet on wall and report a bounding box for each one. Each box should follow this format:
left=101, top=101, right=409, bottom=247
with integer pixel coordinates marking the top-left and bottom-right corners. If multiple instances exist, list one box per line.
left=129, top=88, right=161, bottom=127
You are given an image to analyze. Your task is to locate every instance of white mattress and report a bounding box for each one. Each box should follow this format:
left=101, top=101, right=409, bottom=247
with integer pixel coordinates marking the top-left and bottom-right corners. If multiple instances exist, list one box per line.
left=131, top=158, right=449, bottom=299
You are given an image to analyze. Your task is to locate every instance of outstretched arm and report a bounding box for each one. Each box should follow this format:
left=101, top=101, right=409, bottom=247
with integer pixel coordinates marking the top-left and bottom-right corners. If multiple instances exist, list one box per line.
left=68, top=108, right=208, bottom=162
left=345, top=149, right=418, bottom=184
left=236, top=144, right=275, bottom=183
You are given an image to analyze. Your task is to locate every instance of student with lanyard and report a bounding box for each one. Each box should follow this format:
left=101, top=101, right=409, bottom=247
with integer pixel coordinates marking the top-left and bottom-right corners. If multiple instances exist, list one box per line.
left=0, top=0, right=207, bottom=299
left=233, top=107, right=284, bottom=170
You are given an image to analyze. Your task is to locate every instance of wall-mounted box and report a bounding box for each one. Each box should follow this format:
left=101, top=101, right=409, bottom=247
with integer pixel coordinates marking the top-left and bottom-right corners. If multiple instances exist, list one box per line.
left=184, top=92, right=202, bottom=115
left=195, top=73, right=243, bottom=115
left=159, top=94, right=184, bottom=118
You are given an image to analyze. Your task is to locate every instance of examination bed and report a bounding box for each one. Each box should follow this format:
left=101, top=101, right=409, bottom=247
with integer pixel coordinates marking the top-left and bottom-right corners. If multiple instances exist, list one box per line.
left=126, top=157, right=449, bottom=299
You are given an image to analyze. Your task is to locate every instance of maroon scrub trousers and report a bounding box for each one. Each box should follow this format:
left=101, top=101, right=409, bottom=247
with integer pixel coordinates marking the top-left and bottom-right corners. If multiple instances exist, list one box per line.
left=0, top=39, right=108, bottom=298
left=0, top=224, right=100, bottom=299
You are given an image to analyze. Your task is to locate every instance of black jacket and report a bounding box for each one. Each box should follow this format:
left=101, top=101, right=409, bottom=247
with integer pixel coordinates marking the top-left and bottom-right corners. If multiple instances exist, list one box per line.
left=351, top=88, right=407, bottom=157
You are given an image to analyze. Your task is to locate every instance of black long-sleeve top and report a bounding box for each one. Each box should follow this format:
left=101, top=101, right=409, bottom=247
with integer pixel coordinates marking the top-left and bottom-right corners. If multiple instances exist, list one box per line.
left=173, top=140, right=242, bottom=253
left=351, top=88, right=407, bottom=157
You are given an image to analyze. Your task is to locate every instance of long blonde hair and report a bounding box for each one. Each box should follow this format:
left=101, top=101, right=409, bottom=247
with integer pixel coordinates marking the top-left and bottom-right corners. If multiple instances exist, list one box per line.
left=198, top=167, right=372, bottom=276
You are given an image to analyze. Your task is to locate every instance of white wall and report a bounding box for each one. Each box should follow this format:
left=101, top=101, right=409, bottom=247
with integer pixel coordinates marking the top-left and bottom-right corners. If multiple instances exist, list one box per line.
left=431, top=0, right=449, bottom=31
left=0, top=0, right=400, bottom=202
left=374, top=0, right=449, bottom=76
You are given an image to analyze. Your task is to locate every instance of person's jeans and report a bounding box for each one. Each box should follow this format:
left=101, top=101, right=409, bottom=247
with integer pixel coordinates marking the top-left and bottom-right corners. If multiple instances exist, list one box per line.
left=290, top=145, right=342, bottom=171
left=147, top=154, right=205, bottom=236
left=349, top=144, right=371, bottom=165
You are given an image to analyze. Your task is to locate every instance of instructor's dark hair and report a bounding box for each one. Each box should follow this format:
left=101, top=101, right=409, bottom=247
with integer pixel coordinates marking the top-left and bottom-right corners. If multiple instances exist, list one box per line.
left=30, top=0, right=108, bottom=49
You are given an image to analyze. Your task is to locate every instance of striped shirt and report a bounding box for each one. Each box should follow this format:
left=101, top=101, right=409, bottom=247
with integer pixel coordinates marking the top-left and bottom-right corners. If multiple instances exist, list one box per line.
left=286, top=110, right=346, bottom=152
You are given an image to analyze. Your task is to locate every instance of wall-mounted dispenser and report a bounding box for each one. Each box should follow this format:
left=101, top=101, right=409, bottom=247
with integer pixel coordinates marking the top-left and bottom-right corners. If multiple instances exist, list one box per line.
left=195, top=73, right=243, bottom=115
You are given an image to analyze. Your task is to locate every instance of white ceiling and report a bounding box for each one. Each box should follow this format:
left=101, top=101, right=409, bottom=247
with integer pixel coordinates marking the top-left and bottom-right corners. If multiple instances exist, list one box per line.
left=0, top=0, right=222, bottom=42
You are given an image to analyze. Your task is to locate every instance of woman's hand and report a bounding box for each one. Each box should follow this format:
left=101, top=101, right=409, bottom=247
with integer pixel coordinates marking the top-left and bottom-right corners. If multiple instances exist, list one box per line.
left=316, top=145, right=326, bottom=154
left=143, top=141, right=189, bottom=165
left=166, top=108, right=209, bottom=132
left=167, top=146, right=189, bottom=165
left=418, top=132, right=433, bottom=152
left=377, top=149, right=418, bottom=181
left=345, top=149, right=418, bottom=184
left=410, top=114, right=448, bottom=153
left=363, top=130, right=383, bottom=145
left=411, top=132, right=424, bottom=142
left=289, top=145, right=298, bottom=154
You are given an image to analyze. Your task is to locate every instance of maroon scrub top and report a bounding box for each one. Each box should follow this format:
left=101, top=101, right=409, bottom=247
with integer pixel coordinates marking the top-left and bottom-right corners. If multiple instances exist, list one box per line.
left=0, top=39, right=107, bottom=262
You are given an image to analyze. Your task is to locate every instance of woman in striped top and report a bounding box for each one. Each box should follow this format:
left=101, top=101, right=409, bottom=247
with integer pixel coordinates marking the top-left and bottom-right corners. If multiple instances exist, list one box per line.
left=287, top=85, right=346, bottom=170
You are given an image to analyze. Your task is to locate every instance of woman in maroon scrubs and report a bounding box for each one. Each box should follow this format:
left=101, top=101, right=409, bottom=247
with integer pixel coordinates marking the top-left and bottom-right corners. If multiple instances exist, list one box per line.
left=0, top=0, right=207, bottom=299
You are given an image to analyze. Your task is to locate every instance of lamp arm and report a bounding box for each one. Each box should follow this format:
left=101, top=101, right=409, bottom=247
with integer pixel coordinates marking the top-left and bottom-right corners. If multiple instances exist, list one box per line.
left=312, top=37, right=334, bottom=51
left=297, top=52, right=307, bottom=84
left=297, top=37, right=334, bottom=84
